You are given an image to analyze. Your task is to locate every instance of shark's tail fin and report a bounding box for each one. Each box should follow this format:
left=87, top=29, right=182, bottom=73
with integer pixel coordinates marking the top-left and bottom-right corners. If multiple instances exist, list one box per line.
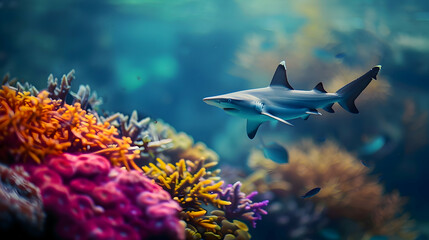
left=336, top=65, right=381, bottom=113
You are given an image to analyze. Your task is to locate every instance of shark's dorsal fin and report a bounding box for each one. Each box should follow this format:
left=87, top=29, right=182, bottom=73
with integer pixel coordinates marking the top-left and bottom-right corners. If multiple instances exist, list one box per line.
left=261, top=111, right=294, bottom=126
left=270, top=60, right=294, bottom=90
left=247, top=120, right=263, bottom=139
left=313, top=82, right=327, bottom=93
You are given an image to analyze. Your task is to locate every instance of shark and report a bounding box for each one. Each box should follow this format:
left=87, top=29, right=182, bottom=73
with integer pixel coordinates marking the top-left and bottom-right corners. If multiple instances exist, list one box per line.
left=203, top=60, right=381, bottom=139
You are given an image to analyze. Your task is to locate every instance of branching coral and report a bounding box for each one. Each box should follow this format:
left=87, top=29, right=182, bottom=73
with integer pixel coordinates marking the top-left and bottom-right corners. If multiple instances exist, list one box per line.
left=142, top=157, right=268, bottom=240
left=2, top=73, right=39, bottom=96
left=98, top=110, right=174, bottom=161
left=142, top=158, right=229, bottom=227
left=218, top=182, right=269, bottom=228
left=0, top=86, right=66, bottom=163
left=70, top=84, right=102, bottom=110
left=21, top=153, right=184, bottom=240
left=143, top=157, right=224, bottom=237
left=46, top=69, right=75, bottom=105
left=0, top=163, right=45, bottom=237
left=0, top=85, right=140, bottom=169
left=246, top=140, right=416, bottom=239
left=3, top=71, right=102, bottom=110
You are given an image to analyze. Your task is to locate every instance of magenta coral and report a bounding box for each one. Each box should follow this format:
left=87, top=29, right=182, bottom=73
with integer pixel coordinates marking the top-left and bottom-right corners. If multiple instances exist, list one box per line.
left=21, top=153, right=184, bottom=240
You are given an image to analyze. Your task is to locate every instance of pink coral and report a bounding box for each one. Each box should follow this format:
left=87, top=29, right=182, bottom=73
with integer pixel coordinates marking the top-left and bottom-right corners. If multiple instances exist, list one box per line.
left=21, top=153, right=184, bottom=240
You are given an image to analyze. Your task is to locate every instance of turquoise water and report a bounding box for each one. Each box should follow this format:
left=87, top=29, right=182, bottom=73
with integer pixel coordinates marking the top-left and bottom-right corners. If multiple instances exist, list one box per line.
left=1, top=0, right=429, bottom=239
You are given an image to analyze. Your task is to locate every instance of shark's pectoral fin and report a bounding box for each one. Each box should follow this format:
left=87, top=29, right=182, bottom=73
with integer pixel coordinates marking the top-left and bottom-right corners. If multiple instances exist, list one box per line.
left=247, top=120, right=263, bottom=139
left=261, top=111, right=294, bottom=126
left=323, top=103, right=335, bottom=113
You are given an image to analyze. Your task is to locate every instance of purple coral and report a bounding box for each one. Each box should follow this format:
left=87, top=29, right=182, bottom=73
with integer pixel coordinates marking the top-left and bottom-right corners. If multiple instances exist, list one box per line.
left=22, top=153, right=184, bottom=240
left=219, top=181, right=269, bottom=228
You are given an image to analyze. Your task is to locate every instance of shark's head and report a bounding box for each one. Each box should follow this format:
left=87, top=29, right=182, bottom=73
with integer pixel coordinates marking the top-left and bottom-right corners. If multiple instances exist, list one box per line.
left=203, top=92, right=261, bottom=118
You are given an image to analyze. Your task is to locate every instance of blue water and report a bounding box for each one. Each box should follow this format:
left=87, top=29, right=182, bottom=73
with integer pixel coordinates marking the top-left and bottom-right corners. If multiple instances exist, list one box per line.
left=1, top=0, right=429, bottom=239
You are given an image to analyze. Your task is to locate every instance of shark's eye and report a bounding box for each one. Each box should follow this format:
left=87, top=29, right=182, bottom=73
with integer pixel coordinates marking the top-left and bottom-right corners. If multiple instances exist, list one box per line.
left=227, top=99, right=232, bottom=103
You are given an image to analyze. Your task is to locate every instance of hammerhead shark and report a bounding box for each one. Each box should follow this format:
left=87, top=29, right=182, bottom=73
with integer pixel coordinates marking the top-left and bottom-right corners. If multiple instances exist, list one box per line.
left=203, top=60, right=381, bottom=139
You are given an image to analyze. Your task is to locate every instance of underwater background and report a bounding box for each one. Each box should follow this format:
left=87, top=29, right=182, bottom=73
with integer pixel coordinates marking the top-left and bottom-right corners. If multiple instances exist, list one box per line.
left=1, top=0, right=429, bottom=239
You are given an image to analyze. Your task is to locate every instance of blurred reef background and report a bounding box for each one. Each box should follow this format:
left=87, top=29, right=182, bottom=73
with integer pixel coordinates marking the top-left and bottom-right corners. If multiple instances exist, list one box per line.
left=1, top=0, right=429, bottom=239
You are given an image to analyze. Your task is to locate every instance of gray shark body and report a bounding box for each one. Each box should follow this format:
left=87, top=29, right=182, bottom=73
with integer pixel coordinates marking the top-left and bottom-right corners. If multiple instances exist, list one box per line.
left=203, top=61, right=381, bottom=139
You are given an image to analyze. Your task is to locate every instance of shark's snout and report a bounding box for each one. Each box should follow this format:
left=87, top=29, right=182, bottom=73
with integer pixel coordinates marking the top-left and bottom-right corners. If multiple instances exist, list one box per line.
left=203, top=96, right=220, bottom=106
left=203, top=96, right=215, bottom=102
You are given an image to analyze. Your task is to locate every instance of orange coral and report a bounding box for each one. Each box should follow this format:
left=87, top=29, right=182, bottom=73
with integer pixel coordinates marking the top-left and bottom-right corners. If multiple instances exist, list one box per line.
left=0, top=85, right=140, bottom=169
left=246, top=140, right=416, bottom=238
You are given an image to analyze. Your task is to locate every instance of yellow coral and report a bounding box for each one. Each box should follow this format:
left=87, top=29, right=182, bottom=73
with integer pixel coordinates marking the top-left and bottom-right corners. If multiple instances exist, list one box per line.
left=246, top=140, right=416, bottom=238
left=142, top=158, right=230, bottom=234
left=0, top=86, right=140, bottom=169
left=143, top=158, right=229, bottom=208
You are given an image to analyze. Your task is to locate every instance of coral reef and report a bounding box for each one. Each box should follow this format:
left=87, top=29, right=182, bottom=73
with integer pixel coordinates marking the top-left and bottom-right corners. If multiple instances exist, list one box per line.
left=218, top=181, right=269, bottom=228
left=97, top=111, right=174, bottom=161
left=96, top=111, right=218, bottom=169
left=0, top=164, right=45, bottom=237
left=253, top=196, right=328, bottom=240
left=0, top=72, right=269, bottom=239
left=246, top=140, right=416, bottom=239
left=142, top=158, right=229, bottom=229
left=0, top=85, right=140, bottom=169
left=70, top=84, right=103, bottom=110
left=3, top=71, right=102, bottom=110
left=21, top=153, right=184, bottom=240
left=143, top=157, right=268, bottom=240
left=2, top=73, right=39, bottom=96
left=45, top=70, right=75, bottom=105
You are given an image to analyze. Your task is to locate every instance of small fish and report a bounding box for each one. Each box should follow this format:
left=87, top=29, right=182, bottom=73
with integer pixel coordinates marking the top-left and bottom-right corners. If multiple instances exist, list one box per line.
left=261, top=141, right=289, bottom=164
left=360, top=158, right=370, bottom=167
left=301, top=187, right=321, bottom=198
left=334, top=52, right=346, bottom=59
left=313, top=48, right=346, bottom=61
left=359, top=135, right=386, bottom=156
